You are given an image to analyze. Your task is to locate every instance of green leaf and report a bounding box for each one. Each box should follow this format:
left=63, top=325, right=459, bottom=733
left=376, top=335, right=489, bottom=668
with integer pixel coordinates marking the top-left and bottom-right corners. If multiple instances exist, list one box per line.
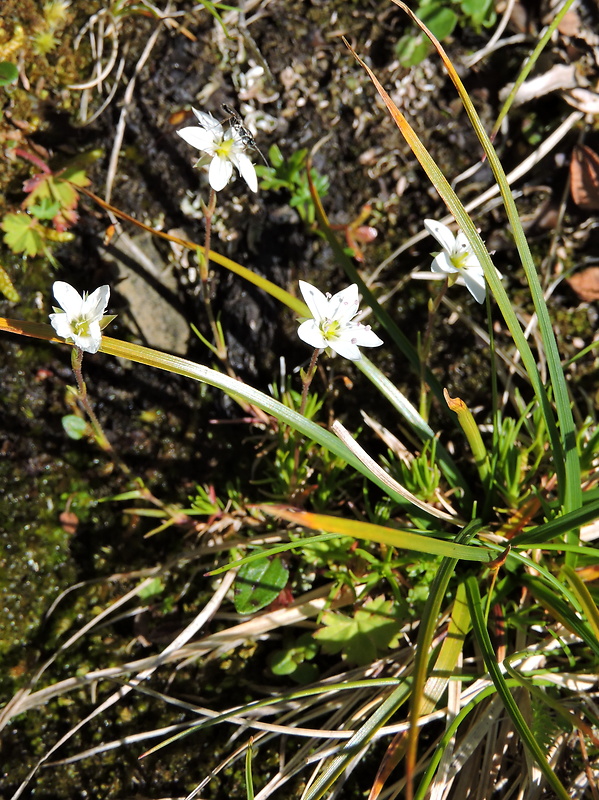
left=269, top=632, right=318, bottom=681
left=0, top=213, right=45, bottom=256
left=0, top=264, right=20, bottom=302
left=61, top=415, right=89, bottom=440
left=29, top=197, right=61, bottom=220
left=459, top=0, right=494, bottom=27
left=138, top=577, right=165, bottom=600
left=395, top=34, right=431, bottom=67
left=233, top=556, right=289, bottom=614
left=0, top=61, right=18, bottom=87
left=420, top=4, right=457, bottom=40
left=314, top=596, right=402, bottom=665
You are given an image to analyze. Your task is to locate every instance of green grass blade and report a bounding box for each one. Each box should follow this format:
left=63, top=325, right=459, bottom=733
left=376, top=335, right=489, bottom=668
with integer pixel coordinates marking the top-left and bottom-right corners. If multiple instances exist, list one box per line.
left=0, top=317, right=450, bottom=515
left=512, top=497, right=599, bottom=545
left=307, top=167, right=448, bottom=410
left=405, top=523, right=479, bottom=795
left=245, top=737, right=255, bottom=800
left=465, top=576, right=571, bottom=800
left=345, top=41, right=563, bottom=499
left=522, top=574, right=599, bottom=658
left=491, top=0, right=577, bottom=139
left=301, top=680, right=413, bottom=800
left=562, top=565, right=599, bottom=641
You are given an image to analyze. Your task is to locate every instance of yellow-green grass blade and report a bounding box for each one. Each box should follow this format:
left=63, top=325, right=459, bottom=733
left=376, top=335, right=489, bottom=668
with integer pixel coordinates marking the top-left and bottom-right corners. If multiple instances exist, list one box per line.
left=260, top=506, right=490, bottom=561
left=562, top=565, right=599, bottom=642
left=491, top=0, right=577, bottom=139
left=76, top=184, right=308, bottom=316
left=301, top=679, right=413, bottom=800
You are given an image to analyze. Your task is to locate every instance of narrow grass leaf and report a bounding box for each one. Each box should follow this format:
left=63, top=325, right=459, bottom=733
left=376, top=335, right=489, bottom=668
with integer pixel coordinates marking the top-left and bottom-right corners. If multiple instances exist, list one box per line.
left=260, top=506, right=490, bottom=562
left=465, top=575, right=571, bottom=800
left=562, top=565, right=599, bottom=642
left=405, top=523, right=479, bottom=798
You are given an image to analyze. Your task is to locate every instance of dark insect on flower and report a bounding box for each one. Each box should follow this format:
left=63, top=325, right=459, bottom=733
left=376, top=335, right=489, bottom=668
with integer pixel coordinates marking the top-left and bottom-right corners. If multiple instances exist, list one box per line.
left=222, top=103, right=268, bottom=165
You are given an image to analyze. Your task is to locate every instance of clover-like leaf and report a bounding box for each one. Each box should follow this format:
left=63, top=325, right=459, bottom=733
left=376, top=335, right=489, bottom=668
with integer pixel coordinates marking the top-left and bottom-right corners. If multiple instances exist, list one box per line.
left=29, top=196, right=62, bottom=220
left=313, top=595, right=402, bottom=665
left=1, top=213, right=45, bottom=256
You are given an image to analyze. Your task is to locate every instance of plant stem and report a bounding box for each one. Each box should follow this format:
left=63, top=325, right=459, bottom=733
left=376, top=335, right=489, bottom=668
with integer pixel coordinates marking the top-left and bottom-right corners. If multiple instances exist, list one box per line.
left=419, top=278, right=448, bottom=420
left=290, top=348, right=321, bottom=502
left=70, top=347, right=130, bottom=475
left=299, top=347, right=321, bottom=417
left=201, top=188, right=228, bottom=363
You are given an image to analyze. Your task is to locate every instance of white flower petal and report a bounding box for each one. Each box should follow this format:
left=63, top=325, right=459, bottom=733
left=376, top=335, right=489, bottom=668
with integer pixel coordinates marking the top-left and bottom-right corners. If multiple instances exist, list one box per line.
left=327, top=284, right=359, bottom=325
left=299, top=281, right=329, bottom=322
left=297, top=280, right=383, bottom=360
left=297, top=319, right=327, bottom=349
left=209, top=156, right=233, bottom=191
left=53, top=281, right=83, bottom=317
left=191, top=108, right=223, bottom=135
left=431, top=252, right=458, bottom=275
left=49, top=312, right=74, bottom=339
left=329, top=337, right=362, bottom=361
left=50, top=282, right=111, bottom=353
left=463, top=268, right=487, bottom=303
left=177, top=126, right=217, bottom=152
left=78, top=320, right=103, bottom=353
left=424, top=219, right=456, bottom=253
left=234, top=152, right=258, bottom=192
left=461, top=252, right=482, bottom=270
left=82, top=285, right=110, bottom=319
left=348, top=324, right=384, bottom=348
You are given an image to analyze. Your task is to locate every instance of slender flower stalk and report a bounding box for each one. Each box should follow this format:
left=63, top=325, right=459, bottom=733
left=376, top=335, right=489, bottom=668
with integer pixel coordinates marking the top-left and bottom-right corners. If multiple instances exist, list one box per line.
left=48, top=282, right=129, bottom=471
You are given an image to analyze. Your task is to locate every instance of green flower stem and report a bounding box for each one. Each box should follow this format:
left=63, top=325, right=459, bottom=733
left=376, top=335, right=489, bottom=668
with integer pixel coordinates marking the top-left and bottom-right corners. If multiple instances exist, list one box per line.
left=444, top=388, right=490, bottom=491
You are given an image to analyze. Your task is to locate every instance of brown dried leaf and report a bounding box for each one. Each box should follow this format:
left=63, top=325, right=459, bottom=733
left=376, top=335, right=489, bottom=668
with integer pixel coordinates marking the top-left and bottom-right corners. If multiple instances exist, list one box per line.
left=557, top=9, right=581, bottom=37
left=59, top=510, right=79, bottom=535
left=567, top=267, right=599, bottom=302
left=570, top=144, right=599, bottom=210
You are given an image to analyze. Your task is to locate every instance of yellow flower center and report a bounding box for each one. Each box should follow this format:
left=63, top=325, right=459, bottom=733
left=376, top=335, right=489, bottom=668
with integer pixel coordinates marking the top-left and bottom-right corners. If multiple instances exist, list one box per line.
left=319, top=318, right=340, bottom=341
left=450, top=251, right=469, bottom=271
left=215, top=138, right=235, bottom=159
left=72, top=316, right=91, bottom=337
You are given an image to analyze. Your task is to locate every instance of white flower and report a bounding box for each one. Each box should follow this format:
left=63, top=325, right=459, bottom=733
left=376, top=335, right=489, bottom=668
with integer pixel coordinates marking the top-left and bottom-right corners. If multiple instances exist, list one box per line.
left=297, top=281, right=383, bottom=361
left=177, top=108, right=258, bottom=192
left=424, top=219, right=491, bottom=304
left=49, top=281, right=111, bottom=354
